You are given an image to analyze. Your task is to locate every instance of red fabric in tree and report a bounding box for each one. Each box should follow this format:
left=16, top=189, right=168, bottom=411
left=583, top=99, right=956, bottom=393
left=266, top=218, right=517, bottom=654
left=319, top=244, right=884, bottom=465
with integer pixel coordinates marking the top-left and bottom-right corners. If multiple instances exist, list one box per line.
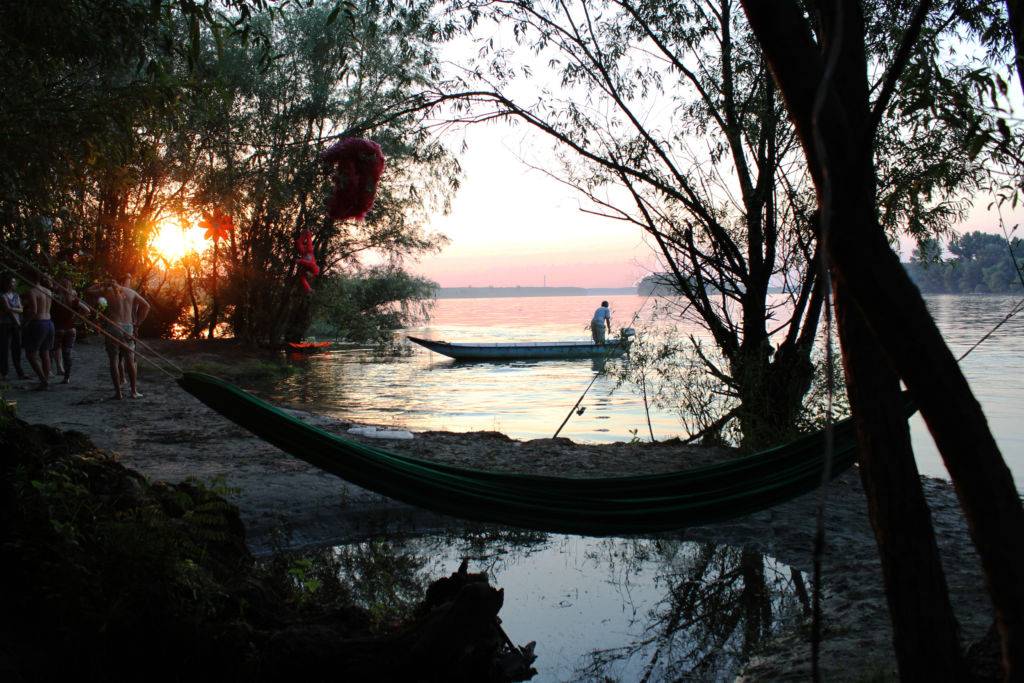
left=321, top=137, right=385, bottom=221
left=295, top=229, right=320, bottom=293
left=200, top=209, right=234, bottom=242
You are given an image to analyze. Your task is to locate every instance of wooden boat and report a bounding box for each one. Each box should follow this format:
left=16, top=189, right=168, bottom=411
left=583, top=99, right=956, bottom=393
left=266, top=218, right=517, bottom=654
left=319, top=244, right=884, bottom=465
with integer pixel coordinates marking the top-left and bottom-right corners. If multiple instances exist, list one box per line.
left=407, top=329, right=635, bottom=361
left=287, top=341, right=331, bottom=351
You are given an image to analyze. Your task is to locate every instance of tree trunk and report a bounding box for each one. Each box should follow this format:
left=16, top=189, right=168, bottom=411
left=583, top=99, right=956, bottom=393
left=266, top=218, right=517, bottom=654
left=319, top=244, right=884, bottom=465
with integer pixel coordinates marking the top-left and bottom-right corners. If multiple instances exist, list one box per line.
left=740, top=1, right=1024, bottom=675
left=735, top=344, right=816, bottom=451
left=830, top=185, right=1024, bottom=678
left=740, top=549, right=771, bottom=657
left=207, top=240, right=219, bottom=340
left=835, top=283, right=965, bottom=680
left=1006, top=1, right=1024, bottom=102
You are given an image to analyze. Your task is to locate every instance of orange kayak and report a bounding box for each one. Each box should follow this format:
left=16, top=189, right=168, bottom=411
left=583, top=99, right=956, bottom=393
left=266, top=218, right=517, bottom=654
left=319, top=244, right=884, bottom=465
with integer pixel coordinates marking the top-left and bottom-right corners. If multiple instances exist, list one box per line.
left=287, top=341, right=331, bottom=351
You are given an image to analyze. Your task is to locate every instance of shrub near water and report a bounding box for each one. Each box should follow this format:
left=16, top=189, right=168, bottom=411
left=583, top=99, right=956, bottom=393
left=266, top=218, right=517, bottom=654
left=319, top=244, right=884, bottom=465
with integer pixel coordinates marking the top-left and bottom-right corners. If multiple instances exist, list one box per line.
left=0, top=416, right=536, bottom=681
left=1, top=419, right=254, bottom=679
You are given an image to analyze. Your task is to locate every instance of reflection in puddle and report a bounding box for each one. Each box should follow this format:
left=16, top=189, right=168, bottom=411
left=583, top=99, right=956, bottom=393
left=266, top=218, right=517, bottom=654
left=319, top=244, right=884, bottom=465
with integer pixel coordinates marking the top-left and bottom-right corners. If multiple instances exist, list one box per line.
left=332, top=532, right=809, bottom=682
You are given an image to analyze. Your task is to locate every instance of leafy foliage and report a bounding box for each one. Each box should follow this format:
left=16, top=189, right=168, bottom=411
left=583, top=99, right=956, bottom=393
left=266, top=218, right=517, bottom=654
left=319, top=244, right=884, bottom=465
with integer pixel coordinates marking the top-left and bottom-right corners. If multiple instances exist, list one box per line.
left=0, top=0, right=454, bottom=345
left=0, top=414, right=519, bottom=681
left=906, top=230, right=1024, bottom=294
left=307, top=267, right=436, bottom=343
left=435, top=0, right=1020, bottom=448
left=440, top=0, right=828, bottom=449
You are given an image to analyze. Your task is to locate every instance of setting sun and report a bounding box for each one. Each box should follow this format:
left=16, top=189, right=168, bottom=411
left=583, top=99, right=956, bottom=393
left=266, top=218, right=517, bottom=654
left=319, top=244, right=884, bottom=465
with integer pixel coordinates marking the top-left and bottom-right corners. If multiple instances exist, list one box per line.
left=150, top=219, right=209, bottom=264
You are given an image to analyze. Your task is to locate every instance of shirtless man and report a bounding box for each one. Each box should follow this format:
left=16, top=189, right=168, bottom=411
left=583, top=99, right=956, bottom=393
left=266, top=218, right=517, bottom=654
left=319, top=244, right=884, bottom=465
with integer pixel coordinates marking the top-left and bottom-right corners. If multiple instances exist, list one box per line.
left=22, top=273, right=55, bottom=389
left=88, top=276, right=150, bottom=399
left=116, top=273, right=136, bottom=385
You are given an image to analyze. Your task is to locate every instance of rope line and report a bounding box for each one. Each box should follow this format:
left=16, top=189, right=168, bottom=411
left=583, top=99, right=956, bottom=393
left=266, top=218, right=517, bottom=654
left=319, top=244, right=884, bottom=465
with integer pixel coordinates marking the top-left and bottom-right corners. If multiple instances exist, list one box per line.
left=1, top=260, right=180, bottom=382
left=949, top=208, right=1024, bottom=362
left=0, top=243, right=184, bottom=376
left=956, top=297, right=1024, bottom=363
left=952, top=211, right=1024, bottom=363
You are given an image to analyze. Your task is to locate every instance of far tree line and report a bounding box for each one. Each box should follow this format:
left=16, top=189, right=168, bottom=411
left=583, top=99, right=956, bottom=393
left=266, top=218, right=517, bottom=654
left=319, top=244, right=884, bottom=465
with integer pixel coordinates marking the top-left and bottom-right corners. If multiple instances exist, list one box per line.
left=906, top=230, right=1024, bottom=294
left=639, top=229, right=1024, bottom=297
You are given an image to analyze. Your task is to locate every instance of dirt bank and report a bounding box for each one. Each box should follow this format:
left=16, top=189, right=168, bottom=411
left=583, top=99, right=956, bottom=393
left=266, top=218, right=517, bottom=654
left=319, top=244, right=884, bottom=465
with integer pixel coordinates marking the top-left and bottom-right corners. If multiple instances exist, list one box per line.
left=4, top=338, right=997, bottom=680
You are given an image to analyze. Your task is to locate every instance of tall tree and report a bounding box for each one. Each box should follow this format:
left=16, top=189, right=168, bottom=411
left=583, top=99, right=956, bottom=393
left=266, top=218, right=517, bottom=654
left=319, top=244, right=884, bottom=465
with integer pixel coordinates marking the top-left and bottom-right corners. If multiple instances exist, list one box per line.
left=739, top=0, right=1024, bottom=677
left=0, top=0, right=456, bottom=344
left=190, top=1, right=456, bottom=344
left=444, top=0, right=828, bottom=450
left=439, top=0, right=1000, bottom=451
left=0, top=0, right=281, bottom=263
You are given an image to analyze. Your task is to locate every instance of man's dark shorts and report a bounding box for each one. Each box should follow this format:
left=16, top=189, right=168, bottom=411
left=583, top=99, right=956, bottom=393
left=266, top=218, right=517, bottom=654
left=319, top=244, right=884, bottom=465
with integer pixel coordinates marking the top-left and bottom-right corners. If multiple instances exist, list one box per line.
left=55, top=327, right=77, bottom=351
left=22, top=319, right=55, bottom=353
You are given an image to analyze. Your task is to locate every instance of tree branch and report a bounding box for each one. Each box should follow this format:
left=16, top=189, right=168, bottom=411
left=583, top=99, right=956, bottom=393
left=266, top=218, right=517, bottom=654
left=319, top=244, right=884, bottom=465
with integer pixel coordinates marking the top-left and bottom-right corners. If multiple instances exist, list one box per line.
left=866, top=0, right=933, bottom=139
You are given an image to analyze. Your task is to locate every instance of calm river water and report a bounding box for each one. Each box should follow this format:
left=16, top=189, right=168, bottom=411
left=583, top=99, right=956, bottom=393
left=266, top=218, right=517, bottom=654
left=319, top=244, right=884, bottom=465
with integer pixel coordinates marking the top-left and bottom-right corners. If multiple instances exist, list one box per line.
left=265, top=293, right=1024, bottom=487
left=255, top=293, right=1021, bottom=681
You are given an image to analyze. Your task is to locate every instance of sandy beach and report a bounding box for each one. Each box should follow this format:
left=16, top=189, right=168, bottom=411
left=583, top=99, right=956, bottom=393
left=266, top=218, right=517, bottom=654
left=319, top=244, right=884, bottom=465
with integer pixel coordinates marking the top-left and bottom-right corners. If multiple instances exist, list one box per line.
left=5, top=338, right=996, bottom=679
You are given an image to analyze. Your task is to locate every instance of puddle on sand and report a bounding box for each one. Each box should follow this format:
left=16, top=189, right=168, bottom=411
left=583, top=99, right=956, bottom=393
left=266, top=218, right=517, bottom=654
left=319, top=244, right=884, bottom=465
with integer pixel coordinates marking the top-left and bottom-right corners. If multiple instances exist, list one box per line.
left=331, top=532, right=810, bottom=682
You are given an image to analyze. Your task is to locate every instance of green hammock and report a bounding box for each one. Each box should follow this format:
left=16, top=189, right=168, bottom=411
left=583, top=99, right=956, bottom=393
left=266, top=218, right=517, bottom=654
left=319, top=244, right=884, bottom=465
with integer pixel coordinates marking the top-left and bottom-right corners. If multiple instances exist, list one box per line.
left=178, top=372, right=863, bottom=535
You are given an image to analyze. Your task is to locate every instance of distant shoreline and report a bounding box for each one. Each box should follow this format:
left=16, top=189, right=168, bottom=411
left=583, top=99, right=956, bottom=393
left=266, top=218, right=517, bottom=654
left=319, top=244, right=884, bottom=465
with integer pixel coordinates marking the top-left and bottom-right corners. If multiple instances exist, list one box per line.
left=432, top=286, right=637, bottom=299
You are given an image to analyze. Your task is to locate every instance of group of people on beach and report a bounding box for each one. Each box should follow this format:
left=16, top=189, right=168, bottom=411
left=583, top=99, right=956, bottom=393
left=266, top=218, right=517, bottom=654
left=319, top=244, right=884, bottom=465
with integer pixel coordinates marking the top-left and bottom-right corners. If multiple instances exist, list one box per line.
left=1, top=270, right=151, bottom=398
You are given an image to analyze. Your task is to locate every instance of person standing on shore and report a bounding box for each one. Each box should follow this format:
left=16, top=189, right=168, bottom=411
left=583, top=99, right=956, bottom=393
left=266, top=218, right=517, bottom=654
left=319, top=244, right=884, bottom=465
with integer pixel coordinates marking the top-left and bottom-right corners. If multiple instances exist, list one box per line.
left=115, top=273, right=138, bottom=386
left=88, top=276, right=150, bottom=399
left=51, top=277, right=86, bottom=384
left=591, top=301, right=612, bottom=345
left=21, top=272, right=55, bottom=390
left=0, top=273, right=27, bottom=381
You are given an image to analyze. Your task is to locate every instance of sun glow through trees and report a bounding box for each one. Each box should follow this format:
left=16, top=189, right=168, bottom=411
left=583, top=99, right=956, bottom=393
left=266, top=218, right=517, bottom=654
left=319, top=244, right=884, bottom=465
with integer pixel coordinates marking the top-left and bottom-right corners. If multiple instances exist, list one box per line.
left=150, top=219, right=209, bottom=265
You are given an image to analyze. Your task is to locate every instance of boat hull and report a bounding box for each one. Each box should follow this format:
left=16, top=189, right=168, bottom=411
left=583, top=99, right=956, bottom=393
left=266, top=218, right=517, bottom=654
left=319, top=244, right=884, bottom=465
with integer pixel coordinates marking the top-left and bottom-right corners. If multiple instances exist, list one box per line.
left=286, top=341, right=331, bottom=352
left=407, top=336, right=630, bottom=360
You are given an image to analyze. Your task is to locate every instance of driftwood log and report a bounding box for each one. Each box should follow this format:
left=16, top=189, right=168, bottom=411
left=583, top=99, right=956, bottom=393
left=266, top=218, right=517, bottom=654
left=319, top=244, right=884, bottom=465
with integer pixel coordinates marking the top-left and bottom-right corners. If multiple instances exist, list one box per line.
left=262, top=560, right=537, bottom=682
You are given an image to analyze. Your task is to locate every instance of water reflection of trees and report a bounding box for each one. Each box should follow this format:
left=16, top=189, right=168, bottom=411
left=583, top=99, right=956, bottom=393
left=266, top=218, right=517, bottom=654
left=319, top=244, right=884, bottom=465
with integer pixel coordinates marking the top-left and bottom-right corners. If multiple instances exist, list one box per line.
left=323, top=533, right=810, bottom=680
left=414, top=526, right=551, bottom=577
left=579, top=540, right=810, bottom=682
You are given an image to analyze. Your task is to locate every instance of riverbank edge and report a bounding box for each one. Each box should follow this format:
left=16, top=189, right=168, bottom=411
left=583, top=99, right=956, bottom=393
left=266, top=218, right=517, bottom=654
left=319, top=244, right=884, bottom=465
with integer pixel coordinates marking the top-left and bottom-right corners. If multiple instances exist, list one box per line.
left=2, top=338, right=999, bottom=680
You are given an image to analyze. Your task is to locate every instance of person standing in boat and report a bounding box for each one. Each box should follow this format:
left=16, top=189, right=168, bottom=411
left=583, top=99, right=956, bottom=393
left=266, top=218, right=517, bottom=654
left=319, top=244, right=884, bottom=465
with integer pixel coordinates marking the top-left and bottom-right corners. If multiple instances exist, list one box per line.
left=591, top=301, right=612, bottom=345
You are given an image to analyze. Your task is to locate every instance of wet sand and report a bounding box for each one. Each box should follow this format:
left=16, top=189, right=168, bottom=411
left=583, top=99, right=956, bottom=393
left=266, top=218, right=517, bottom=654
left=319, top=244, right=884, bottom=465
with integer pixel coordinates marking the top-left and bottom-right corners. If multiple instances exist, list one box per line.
left=5, top=338, right=994, bottom=680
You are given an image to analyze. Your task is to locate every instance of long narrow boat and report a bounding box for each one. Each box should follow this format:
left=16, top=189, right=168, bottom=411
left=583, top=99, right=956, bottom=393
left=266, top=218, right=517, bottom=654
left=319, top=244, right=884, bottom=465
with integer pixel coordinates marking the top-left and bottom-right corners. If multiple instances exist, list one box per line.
left=407, top=329, right=635, bottom=361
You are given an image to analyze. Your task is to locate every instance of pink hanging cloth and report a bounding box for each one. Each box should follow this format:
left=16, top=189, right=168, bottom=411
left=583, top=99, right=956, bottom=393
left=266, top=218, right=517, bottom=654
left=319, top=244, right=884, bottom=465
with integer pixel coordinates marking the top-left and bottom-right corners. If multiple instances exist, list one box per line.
left=321, top=137, right=386, bottom=221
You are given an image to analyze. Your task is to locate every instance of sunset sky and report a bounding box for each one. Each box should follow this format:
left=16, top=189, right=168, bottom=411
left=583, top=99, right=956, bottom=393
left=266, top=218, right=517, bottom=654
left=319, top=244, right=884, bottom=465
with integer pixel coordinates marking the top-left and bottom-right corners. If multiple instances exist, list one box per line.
left=412, top=119, right=1021, bottom=289
left=412, top=121, right=661, bottom=289
left=408, top=24, right=1024, bottom=291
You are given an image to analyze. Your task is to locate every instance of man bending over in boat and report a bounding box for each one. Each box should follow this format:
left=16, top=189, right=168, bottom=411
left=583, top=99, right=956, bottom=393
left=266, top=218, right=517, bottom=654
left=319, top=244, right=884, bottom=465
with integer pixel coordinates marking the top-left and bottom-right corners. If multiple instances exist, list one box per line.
left=88, top=276, right=150, bottom=399
left=591, top=301, right=612, bottom=345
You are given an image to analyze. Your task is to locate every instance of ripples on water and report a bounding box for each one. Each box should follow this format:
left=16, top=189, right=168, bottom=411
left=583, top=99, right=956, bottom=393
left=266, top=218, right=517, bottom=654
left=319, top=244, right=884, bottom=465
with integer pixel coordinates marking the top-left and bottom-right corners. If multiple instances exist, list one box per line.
left=249, top=293, right=1021, bottom=680
left=909, top=294, right=1024, bottom=484
left=261, top=295, right=685, bottom=442
left=256, top=293, right=1023, bottom=485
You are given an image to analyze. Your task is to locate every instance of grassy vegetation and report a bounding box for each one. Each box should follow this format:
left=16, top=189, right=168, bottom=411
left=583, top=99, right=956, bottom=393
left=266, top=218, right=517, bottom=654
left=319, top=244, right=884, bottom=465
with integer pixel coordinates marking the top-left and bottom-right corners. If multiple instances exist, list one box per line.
left=0, top=414, right=527, bottom=681
left=185, top=357, right=296, bottom=382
